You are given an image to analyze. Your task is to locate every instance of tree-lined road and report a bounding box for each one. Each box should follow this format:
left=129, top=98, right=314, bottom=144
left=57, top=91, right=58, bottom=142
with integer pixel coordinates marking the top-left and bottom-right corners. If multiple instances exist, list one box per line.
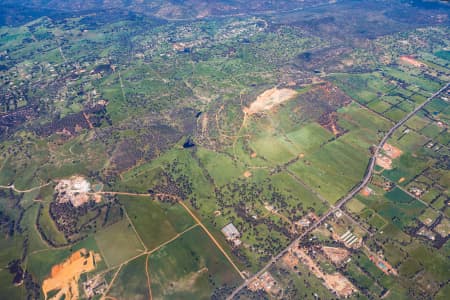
left=226, top=82, right=449, bottom=299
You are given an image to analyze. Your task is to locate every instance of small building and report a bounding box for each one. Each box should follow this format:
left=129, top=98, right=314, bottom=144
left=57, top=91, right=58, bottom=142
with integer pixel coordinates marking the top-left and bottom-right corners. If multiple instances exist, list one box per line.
left=248, top=272, right=280, bottom=296
left=221, top=223, right=240, bottom=239
left=221, top=223, right=241, bottom=248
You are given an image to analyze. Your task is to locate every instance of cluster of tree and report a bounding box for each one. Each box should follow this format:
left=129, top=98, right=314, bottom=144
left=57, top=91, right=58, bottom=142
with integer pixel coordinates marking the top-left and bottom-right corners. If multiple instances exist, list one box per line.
left=48, top=199, right=123, bottom=242
left=0, top=106, right=39, bottom=139
left=0, top=211, right=15, bottom=237
left=35, top=104, right=107, bottom=137
left=6, top=259, right=41, bottom=299
left=211, top=285, right=241, bottom=300
left=36, top=204, right=64, bottom=247
left=151, top=171, right=187, bottom=199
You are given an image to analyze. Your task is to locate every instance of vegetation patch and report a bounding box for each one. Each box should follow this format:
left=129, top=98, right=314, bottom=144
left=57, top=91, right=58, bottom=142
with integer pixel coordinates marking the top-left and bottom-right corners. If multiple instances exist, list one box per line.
left=94, top=219, right=144, bottom=267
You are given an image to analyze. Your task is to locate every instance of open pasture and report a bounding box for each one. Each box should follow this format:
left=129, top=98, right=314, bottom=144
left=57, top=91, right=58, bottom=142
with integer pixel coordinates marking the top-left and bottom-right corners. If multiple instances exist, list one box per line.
left=149, top=226, right=241, bottom=299
left=375, top=188, right=426, bottom=230
left=108, top=255, right=150, bottom=300
left=288, top=138, right=368, bottom=203
left=95, top=219, right=144, bottom=267
left=330, top=72, right=396, bottom=104
left=121, top=195, right=195, bottom=250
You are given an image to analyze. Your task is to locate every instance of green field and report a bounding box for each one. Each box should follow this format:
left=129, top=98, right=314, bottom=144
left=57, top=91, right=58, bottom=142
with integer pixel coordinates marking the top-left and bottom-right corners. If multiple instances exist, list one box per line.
left=95, top=219, right=145, bottom=267
left=270, top=172, right=328, bottom=214
left=286, top=122, right=334, bottom=154
left=196, top=147, right=245, bottom=186
left=418, top=208, right=440, bottom=226
left=331, top=73, right=396, bottom=104
left=250, top=133, right=299, bottom=164
left=108, top=255, right=150, bottom=300
left=377, top=188, right=426, bottom=230
left=403, top=242, right=450, bottom=283
left=347, top=198, right=366, bottom=213
left=434, top=50, right=450, bottom=61
left=0, top=234, right=26, bottom=298
left=37, top=202, right=67, bottom=246
left=121, top=195, right=195, bottom=249
left=289, top=138, right=368, bottom=203
left=344, top=262, right=384, bottom=296
left=149, top=226, right=241, bottom=299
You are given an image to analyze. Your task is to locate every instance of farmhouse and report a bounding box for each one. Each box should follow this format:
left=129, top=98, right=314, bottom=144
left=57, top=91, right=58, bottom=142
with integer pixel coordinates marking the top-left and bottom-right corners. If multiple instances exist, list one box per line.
left=221, top=223, right=242, bottom=247
left=248, top=272, right=280, bottom=296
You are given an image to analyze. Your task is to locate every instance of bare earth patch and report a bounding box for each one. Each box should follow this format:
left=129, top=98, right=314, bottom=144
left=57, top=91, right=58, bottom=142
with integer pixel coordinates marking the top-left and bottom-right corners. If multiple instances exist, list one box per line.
left=165, top=267, right=208, bottom=295
left=243, top=171, right=252, bottom=178
left=288, top=247, right=357, bottom=298
left=42, top=248, right=101, bottom=300
left=55, top=176, right=101, bottom=207
left=376, top=143, right=403, bottom=170
left=376, top=155, right=393, bottom=170
left=322, top=246, right=350, bottom=265
left=360, top=186, right=373, bottom=197
left=383, top=143, right=403, bottom=159
left=244, top=87, right=298, bottom=115
left=399, top=55, right=425, bottom=68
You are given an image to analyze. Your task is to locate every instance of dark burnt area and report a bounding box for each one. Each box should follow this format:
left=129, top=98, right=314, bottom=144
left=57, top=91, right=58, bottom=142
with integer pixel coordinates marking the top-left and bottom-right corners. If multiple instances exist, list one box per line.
left=35, top=105, right=109, bottom=137
left=103, top=108, right=198, bottom=174
left=0, top=106, right=39, bottom=139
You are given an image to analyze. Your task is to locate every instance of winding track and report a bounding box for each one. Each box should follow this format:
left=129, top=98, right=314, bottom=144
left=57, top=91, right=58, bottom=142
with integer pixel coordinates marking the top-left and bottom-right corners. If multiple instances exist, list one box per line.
left=226, top=82, right=449, bottom=299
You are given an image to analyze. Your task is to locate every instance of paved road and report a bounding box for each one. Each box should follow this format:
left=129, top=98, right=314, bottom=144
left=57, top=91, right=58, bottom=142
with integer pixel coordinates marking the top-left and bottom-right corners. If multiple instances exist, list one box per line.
left=226, top=82, right=449, bottom=300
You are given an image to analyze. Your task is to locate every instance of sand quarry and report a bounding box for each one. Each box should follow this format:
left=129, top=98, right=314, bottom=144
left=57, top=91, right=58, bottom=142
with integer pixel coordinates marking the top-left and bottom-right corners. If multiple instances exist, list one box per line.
left=244, top=87, right=298, bottom=115
left=42, top=248, right=101, bottom=300
left=55, top=176, right=101, bottom=207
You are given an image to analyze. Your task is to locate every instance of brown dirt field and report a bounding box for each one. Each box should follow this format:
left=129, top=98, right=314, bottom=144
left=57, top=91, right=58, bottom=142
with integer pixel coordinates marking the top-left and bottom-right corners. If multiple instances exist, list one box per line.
left=250, top=152, right=257, bottom=158
left=319, top=111, right=345, bottom=136
left=399, top=55, right=425, bottom=68
left=376, top=155, right=393, bottom=170
left=324, top=273, right=357, bottom=297
left=281, top=252, right=299, bottom=269
left=94, top=194, right=102, bottom=203
left=322, top=246, right=350, bottom=265
left=383, top=143, right=403, bottom=159
left=243, top=171, right=252, bottom=178
left=360, top=186, right=372, bottom=197
left=398, top=177, right=405, bottom=183
left=293, top=248, right=356, bottom=297
left=244, top=87, right=298, bottom=115
left=42, top=248, right=101, bottom=300
left=201, top=113, right=208, bottom=135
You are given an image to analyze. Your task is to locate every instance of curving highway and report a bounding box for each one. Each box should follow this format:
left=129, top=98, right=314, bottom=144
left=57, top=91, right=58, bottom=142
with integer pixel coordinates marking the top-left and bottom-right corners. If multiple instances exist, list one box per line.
left=226, top=82, right=449, bottom=300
